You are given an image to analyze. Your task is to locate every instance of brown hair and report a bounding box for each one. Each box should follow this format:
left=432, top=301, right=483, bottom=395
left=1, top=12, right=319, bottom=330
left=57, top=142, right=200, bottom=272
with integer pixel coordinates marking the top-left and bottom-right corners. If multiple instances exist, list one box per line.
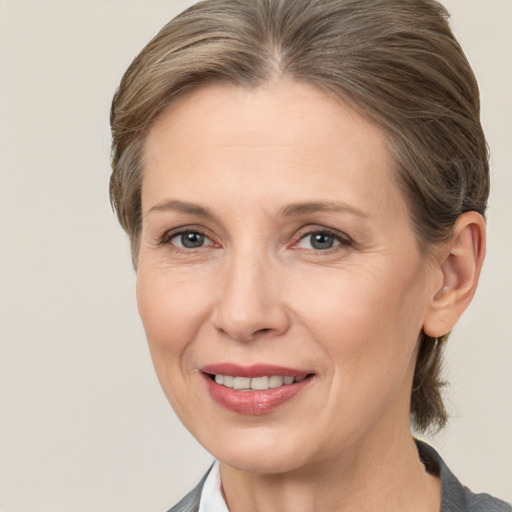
left=110, top=0, right=489, bottom=432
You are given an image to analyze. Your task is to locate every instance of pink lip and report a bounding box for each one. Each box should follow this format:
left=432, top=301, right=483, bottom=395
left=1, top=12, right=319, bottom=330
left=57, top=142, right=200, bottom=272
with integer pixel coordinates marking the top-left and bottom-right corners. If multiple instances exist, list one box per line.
left=200, top=363, right=314, bottom=415
left=201, top=363, right=309, bottom=378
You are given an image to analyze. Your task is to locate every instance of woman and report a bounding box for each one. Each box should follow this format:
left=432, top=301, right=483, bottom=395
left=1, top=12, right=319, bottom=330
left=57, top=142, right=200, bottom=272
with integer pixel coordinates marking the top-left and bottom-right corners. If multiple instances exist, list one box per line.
left=109, top=0, right=511, bottom=510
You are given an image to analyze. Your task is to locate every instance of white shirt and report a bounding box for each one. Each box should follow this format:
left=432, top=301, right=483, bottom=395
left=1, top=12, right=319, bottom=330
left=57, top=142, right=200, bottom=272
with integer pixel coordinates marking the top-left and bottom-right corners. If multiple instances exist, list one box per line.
left=198, top=461, right=230, bottom=512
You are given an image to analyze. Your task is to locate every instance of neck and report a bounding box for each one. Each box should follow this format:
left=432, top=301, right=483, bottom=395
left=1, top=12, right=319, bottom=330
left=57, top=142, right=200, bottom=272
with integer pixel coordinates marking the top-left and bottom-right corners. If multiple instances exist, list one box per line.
left=219, top=429, right=440, bottom=512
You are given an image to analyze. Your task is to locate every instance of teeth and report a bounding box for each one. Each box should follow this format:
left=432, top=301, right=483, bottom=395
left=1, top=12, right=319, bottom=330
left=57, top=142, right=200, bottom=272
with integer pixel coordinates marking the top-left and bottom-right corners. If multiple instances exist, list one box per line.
left=250, top=376, right=269, bottom=390
left=233, top=377, right=251, bottom=390
left=269, top=376, right=284, bottom=388
left=213, top=374, right=307, bottom=390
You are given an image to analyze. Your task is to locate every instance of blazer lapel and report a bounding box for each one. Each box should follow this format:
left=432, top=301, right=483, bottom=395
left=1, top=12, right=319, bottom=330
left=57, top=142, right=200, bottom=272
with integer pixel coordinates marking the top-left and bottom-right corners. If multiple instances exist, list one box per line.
left=166, top=466, right=213, bottom=512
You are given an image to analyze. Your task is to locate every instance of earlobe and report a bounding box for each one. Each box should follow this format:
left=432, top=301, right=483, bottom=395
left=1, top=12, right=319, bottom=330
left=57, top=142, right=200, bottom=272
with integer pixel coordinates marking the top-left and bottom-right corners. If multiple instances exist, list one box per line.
left=423, top=212, right=486, bottom=338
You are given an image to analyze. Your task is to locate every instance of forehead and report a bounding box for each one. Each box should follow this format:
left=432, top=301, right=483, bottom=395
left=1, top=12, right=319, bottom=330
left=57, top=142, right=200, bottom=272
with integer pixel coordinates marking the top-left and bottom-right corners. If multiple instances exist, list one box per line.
left=145, top=80, right=390, bottom=161
left=142, top=81, right=402, bottom=220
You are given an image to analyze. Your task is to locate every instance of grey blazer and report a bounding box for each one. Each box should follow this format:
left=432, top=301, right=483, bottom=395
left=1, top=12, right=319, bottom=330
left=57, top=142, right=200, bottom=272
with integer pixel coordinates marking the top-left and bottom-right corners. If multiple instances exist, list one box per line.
left=167, top=468, right=210, bottom=512
left=166, top=442, right=511, bottom=512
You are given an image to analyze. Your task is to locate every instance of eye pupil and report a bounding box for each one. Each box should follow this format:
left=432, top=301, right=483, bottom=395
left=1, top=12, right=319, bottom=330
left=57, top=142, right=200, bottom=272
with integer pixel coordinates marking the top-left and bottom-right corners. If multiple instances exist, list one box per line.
left=181, top=232, right=205, bottom=248
left=310, top=233, right=334, bottom=250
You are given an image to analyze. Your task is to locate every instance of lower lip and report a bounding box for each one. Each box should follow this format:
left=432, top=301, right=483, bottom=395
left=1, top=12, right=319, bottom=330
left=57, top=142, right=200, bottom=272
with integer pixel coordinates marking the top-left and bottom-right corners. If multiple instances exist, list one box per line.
left=202, top=374, right=313, bottom=415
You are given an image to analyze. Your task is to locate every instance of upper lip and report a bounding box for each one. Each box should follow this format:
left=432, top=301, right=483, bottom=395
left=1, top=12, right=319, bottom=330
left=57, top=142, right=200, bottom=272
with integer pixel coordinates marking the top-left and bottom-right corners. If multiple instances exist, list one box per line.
left=201, top=363, right=312, bottom=378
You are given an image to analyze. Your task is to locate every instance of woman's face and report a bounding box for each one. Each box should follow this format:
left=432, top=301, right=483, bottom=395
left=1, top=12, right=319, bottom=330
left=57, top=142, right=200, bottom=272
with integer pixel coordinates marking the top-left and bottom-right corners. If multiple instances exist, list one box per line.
left=137, top=81, right=439, bottom=473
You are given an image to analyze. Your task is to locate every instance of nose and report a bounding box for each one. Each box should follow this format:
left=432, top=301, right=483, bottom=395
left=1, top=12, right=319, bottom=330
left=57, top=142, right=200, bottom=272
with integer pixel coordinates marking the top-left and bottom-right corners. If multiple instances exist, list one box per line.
left=212, top=251, right=291, bottom=343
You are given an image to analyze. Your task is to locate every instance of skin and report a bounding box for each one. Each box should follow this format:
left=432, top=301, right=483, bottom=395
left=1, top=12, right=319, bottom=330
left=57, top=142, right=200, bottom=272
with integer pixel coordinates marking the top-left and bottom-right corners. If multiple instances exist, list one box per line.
left=137, top=81, right=484, bottom=511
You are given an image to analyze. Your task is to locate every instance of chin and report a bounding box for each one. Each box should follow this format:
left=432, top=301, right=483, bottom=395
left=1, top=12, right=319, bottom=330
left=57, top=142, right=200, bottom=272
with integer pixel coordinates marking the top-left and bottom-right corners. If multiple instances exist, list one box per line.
left=196, top=425, right=315, bottom=474
left=220, top=450, right=311, bottom=475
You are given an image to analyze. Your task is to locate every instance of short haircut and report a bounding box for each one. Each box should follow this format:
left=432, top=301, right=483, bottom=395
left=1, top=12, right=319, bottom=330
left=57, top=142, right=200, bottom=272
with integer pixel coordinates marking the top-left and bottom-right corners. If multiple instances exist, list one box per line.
left=110, top=0, right=489, bottom=432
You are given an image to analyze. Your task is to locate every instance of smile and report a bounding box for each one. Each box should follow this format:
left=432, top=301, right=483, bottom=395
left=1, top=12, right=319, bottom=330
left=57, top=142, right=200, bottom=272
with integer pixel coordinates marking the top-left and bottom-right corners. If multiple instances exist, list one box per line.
left=213, top=374, right=307, bottom=390
left=201, top=365, right=315, bottom=415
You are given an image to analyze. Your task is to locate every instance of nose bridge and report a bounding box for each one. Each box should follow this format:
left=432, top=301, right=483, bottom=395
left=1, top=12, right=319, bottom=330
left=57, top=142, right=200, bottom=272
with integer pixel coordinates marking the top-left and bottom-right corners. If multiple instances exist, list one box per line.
left=213, top=243, right=289, bottom=342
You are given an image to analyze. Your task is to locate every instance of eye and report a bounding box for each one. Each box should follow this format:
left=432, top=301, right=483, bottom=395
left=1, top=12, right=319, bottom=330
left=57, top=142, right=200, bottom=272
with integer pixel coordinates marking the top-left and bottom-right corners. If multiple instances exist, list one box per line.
left=166, top=230, right=212, bottom=249
left=295, top=229, right=351, bottom=251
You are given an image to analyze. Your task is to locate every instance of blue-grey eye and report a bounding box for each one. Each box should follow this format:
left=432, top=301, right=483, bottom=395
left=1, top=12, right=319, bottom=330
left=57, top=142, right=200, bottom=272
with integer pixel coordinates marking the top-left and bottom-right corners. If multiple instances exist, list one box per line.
left=297, top=232, right=341, bottom=250
left=172, top=232, right=207, bottom=248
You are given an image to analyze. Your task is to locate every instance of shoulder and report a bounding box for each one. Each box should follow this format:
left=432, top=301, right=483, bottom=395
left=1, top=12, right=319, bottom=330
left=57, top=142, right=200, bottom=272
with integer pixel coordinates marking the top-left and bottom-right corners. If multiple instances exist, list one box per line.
left=416, top=440, right=512, bottom=512
left=165, top=467, right=211, bottom=512
left=463, top=492, right=512, bottom=512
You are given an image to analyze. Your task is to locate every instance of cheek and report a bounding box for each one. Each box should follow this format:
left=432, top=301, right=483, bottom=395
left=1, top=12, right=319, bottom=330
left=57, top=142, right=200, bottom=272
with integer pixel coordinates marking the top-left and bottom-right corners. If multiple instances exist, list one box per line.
left=293, top=261, right=426, bottom=337
left=294, top=267, right=427, bottom=439
left=135, top=267, right=210, bottom=370
left=290, top=261, right=428, bottom=385
left=135, top=267, right=215, bottom=421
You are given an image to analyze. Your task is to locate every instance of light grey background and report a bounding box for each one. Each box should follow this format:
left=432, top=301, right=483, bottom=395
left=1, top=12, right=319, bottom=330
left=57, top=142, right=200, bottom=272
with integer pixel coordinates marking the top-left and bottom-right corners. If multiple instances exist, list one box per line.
left=0, top=1, right=510, bottom=511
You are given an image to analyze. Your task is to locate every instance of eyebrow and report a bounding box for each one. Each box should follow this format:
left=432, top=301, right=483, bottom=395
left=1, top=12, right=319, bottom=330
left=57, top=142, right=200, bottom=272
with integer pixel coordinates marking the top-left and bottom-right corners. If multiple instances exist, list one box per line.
left=146, top=199, right=369, bottom=219
left=280, top=201, right=369, bottom=219
left=146, top=199, right=214, bottom=218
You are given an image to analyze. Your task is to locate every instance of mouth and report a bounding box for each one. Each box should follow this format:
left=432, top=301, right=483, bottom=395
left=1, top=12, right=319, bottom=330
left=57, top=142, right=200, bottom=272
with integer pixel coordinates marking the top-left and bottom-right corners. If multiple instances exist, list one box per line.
left=200, top=364, right=315, bottom=415
left=207, top=373, right=311, bottom=391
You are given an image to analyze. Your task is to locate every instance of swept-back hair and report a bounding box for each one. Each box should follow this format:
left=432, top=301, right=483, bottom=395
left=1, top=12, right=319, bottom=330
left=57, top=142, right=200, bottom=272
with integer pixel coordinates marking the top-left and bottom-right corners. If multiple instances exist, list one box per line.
left=110, top=0, right=489, bottom=432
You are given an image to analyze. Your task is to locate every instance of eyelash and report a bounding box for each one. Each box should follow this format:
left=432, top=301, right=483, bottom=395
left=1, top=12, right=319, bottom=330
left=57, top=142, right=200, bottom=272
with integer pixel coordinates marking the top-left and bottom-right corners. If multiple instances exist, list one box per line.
left=159, top=226, right=353, bottom=253
left=160, top=227, right=217, bottom=251
left=292, top=227, right=353, bottom=252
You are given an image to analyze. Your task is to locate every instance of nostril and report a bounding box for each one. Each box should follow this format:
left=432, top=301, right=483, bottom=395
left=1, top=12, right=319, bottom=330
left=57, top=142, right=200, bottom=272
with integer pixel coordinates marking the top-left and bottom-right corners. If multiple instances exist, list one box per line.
left=213, top=298, right=291, bottom=342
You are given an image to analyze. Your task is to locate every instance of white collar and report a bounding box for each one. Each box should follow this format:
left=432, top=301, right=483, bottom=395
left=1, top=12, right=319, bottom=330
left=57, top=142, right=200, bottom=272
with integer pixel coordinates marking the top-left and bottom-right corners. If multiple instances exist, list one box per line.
left=198, top=461, right=229, bottom=512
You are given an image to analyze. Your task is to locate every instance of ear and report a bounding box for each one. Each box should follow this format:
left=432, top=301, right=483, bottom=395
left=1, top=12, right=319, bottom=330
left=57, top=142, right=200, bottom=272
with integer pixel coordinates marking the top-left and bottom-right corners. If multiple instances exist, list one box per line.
left=423, top=211, right=486, bottom=338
